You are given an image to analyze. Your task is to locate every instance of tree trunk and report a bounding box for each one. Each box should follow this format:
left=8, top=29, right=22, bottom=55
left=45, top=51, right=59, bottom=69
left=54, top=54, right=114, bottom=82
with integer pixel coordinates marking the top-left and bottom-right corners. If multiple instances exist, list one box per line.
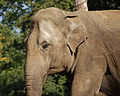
left=75, top=0, right=88, bottom=11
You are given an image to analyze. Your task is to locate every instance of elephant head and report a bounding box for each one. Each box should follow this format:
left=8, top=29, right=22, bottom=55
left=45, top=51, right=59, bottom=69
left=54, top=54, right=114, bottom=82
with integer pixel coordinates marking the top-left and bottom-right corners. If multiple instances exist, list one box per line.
left=25, top=7, right=88, bottom=96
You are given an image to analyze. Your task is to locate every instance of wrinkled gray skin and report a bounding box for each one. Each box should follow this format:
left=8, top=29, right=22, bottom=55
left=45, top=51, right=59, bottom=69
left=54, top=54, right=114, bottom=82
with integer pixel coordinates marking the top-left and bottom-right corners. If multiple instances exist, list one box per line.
left=25, top=7, right=120, bottom=96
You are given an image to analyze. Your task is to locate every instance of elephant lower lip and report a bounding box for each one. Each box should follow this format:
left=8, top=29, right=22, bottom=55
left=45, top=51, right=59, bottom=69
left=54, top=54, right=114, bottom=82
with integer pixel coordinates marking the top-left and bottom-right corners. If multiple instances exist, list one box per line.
left=48, top=67, right=64, bottom=74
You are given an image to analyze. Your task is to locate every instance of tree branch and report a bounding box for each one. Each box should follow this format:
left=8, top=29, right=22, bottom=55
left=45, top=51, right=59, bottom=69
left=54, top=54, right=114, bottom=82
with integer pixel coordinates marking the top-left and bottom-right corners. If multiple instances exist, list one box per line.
left=75, top=0, right=88, bottom=11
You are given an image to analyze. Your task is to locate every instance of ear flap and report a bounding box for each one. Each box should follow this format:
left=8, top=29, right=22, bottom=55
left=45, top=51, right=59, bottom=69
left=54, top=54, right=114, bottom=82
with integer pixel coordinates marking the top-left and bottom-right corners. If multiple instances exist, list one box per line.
left=66, top=18, right=88, bottom=73
left=61, top=11, right=88, bottom=73
left=67, top=20, right=88, bottom=73
left=67, top=21, right=87, bottom=54
left=62, top=11, right=87, bottom=53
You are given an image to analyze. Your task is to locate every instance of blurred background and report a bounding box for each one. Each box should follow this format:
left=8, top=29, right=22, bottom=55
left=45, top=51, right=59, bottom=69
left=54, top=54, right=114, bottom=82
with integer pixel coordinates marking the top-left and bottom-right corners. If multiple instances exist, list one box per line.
left=0, top=0, right=120, bottom=96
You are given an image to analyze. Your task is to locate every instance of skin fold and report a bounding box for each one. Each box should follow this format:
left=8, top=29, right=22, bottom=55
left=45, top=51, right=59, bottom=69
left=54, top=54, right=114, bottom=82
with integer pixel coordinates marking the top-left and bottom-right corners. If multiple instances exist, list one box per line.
left=25, top=7, right=120, bottom=96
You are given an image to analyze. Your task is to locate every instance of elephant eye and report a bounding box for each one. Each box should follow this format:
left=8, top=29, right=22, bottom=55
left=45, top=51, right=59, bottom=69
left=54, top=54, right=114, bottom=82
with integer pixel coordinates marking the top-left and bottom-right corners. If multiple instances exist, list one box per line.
left=38, top=40, right=52, bottom=50
left=42, top=43, right=51, bottom=49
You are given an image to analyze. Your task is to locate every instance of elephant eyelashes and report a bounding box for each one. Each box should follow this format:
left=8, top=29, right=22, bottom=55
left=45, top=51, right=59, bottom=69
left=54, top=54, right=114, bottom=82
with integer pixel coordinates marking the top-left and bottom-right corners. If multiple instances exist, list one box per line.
left=37, top=40, right=52, bottom=50
left=42, top=43, right=51, bottom=49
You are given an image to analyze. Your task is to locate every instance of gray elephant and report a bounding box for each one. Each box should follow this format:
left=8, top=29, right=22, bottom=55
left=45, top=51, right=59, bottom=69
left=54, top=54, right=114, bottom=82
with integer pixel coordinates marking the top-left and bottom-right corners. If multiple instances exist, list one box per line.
left=25, top=7, right=120, bottom=96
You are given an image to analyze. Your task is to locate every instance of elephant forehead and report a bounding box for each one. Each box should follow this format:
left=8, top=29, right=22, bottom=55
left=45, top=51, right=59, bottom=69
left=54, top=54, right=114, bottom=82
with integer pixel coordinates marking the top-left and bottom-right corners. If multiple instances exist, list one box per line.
left=39, top=20, right=62, bottom=43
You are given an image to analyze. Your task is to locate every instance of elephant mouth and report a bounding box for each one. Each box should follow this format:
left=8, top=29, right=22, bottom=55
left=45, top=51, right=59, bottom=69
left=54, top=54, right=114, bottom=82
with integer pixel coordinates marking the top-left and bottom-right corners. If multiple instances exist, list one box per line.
left=48, top=66, right=65, bottom=74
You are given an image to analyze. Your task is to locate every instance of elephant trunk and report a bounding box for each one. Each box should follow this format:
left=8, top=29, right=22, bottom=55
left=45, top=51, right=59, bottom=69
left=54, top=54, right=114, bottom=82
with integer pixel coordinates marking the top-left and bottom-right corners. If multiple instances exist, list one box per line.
left=25, top=48, right=49, bottom=96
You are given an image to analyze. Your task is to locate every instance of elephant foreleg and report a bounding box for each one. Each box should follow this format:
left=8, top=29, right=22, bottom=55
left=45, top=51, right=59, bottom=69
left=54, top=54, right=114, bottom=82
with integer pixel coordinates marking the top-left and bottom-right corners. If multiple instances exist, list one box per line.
left=71, top=56, right=107, bottom=96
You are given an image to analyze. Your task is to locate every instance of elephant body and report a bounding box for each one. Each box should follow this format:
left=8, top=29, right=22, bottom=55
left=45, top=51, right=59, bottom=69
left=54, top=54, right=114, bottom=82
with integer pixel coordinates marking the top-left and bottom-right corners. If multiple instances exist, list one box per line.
left=25, top=7, right=120, bottom=96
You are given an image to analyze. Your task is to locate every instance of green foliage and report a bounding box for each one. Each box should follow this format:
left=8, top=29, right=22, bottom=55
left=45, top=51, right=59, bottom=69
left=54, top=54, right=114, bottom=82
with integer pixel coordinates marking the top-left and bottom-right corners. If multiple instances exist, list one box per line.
left=0, top=33, right=6, bottom=62
left=0, top=24, right=26, bottom=96
left=0, top=0, right=120, bottom=96
left=43, top=74, right=71, bottom=96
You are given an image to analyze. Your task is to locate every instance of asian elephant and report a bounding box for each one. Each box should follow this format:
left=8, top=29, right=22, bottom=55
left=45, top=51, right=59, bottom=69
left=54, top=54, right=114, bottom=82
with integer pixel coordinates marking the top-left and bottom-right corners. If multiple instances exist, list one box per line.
left=25, top=7, right=120, bottom=96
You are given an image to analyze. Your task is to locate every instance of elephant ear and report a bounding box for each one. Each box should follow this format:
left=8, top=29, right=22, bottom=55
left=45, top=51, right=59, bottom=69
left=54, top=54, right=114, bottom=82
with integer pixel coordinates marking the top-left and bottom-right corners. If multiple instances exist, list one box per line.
left=62, top=12, right=88, bottom=72
left=67, top=22, right=87, bottom=53
left=62, top=11, right=87, bottom=53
